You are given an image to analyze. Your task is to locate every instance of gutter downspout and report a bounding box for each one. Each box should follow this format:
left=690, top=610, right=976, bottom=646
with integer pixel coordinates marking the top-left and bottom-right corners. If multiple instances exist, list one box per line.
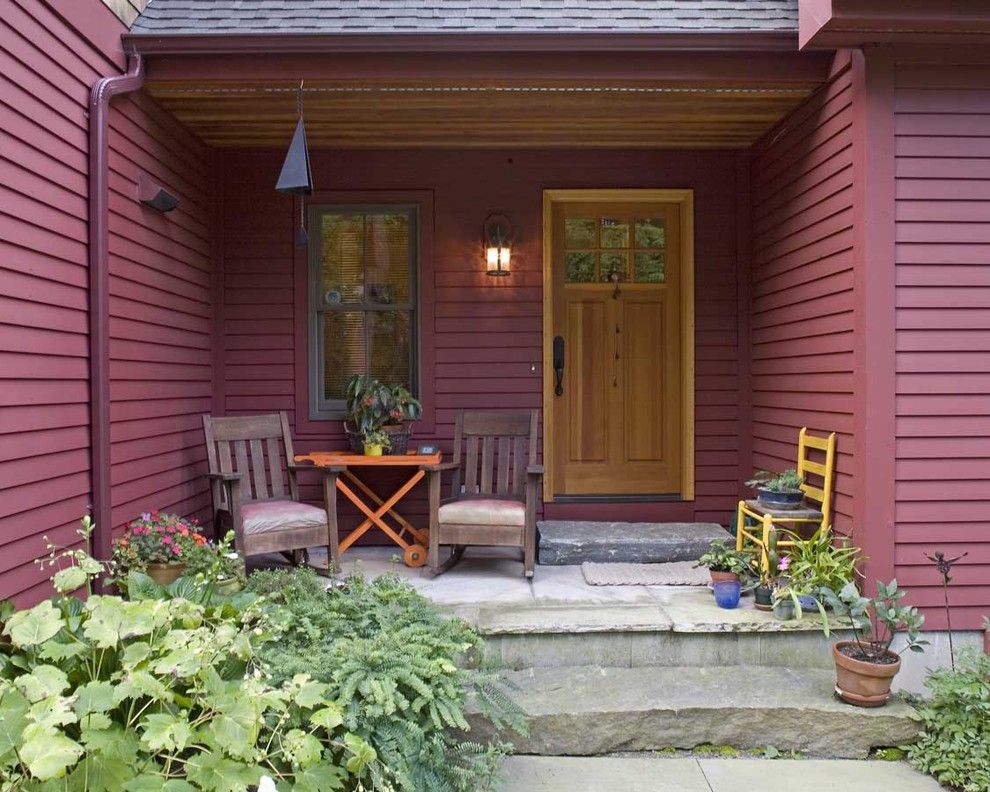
left=89, top=54, right=144, bottom=561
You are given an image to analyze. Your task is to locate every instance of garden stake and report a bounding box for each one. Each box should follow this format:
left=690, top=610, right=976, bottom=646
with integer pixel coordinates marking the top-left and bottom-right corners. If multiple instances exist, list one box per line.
left=925, top=550, right=967, bottom=669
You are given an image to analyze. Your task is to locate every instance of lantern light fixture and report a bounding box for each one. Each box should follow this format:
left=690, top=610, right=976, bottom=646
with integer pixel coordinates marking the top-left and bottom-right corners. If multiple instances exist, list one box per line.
left=483, top=212, right=512, bottom=276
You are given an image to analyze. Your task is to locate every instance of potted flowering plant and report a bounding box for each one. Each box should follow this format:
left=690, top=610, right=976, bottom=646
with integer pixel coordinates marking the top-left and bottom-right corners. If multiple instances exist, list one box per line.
left=111, top=511, right=208, bottom=586
left=362, top=428, right=391, bottom=457
left=345, top=375, right=422, bottom=455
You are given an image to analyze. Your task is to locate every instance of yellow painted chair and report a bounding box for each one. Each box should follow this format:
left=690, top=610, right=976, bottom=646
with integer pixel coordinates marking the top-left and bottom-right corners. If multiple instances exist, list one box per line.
left=736, top=428, right=837, bottom=573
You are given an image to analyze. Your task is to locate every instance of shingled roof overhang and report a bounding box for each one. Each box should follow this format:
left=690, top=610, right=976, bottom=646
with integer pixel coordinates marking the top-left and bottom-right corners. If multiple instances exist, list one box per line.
left=124, top=28, right=803, bottom=55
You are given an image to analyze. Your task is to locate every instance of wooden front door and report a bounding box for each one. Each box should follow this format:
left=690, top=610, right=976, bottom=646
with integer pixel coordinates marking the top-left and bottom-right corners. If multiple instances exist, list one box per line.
left=549, top=198, right=684, bottom=496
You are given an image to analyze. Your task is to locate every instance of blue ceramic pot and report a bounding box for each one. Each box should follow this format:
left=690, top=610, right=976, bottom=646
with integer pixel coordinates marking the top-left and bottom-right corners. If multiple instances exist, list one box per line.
left=756, top=488, right=803, bottom=510
left=799, top=594, right=819, bottom=612
left=713, top=580, right=742, bottom=609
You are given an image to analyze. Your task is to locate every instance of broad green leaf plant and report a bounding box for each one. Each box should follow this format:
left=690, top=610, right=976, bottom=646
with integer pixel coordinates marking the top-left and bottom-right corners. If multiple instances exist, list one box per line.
left=0, top=517, right=385, bottom=791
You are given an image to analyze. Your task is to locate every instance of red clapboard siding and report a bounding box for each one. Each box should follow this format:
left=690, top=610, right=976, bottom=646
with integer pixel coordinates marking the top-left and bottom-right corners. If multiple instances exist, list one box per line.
left=0, top=0, right=213, bottom=606
left=220, top=148, right=743, bottom=529
left=748, top=62, right=856, bottom=536
left=893, top=59, right=990, bottom=630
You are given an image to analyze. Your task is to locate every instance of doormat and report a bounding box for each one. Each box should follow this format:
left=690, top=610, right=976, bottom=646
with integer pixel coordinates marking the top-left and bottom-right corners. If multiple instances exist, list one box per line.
left=581, top=561, right=710, bottom=586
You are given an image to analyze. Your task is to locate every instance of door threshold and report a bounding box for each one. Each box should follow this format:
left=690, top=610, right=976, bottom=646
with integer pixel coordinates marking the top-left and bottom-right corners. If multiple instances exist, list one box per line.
left=552, top=494, right=682, bottom=504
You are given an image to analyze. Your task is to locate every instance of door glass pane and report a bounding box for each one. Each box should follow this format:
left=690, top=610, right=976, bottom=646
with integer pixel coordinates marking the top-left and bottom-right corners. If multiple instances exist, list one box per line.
left=323, top=311, right=365, bottom=401
left=565, top=252, right=596, bottom=283
left=365, top=213, right=410, bottom=304
left=367, top=311, right=411, bottom=387
left=599, top=218, right=629, bottom=248
left=600, top=252, right=628, bottom=283
left=634, top=252, right=666, bottom=283
left=635, top=218, right=665, bottom=249
left=564, top=218, right=595, bottom=249
left=320, top=214, right=364, bottom=303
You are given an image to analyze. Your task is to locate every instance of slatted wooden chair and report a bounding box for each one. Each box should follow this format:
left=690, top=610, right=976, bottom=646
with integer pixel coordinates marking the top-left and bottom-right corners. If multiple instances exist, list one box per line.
left=202, top=412, right=330, bottom=563
left=736, top=427, right=837, bottom=573
left=424, top=409, right=542, bottom=578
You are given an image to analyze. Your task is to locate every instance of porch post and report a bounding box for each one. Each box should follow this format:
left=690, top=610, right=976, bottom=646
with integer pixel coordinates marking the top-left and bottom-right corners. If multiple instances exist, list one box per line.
left=850, top=46, right=897, bottom=592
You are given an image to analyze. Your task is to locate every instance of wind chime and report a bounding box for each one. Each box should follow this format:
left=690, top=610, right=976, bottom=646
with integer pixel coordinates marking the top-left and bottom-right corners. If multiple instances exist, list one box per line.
left=275, top=81, right=314, bottom=246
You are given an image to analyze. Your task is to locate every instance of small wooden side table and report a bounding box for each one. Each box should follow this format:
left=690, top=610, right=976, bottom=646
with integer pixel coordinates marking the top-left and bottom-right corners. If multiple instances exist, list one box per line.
left=294, top=451, right=441, bottom=568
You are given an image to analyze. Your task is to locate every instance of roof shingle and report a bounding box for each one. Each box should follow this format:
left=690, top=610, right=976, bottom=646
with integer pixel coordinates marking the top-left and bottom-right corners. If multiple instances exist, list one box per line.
left=129, top=0, right=799, bottom=35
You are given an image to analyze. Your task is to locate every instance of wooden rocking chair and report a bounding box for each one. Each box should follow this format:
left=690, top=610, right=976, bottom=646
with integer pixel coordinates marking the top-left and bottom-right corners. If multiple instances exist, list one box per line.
left=424, top=410, right=542, bottom=578
left=202, top=412, right=331, bottom=564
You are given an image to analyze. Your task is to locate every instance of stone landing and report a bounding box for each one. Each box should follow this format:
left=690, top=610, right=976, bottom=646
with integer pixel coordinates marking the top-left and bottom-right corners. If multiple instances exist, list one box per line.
left=538, top=521, right=730, bottom=565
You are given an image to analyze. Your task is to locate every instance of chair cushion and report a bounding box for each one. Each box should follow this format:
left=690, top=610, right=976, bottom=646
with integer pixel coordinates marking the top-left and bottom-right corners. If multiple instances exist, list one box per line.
left=241, top=500, right=327, bottom=535
left=438, top=498, right=525, bottom=527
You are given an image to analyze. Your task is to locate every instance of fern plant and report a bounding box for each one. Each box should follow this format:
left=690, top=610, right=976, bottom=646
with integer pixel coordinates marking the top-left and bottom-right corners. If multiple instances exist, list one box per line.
left=247, top=568, right=525, bottom=792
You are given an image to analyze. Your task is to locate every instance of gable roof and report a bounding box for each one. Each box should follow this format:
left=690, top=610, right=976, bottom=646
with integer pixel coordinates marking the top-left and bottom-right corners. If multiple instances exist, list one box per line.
left=129, top=1, right=799, bottom=35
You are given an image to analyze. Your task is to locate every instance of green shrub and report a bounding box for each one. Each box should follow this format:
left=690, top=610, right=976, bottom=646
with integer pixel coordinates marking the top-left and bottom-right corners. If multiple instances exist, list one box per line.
left=0, top=519, right=381, bottom=791
left=246, top=567, right=525, bottom=792
left=907, top=649, right=990, bottom=792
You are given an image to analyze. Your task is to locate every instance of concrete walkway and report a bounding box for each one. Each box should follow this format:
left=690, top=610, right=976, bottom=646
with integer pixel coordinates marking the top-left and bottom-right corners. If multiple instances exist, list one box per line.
left=499, top=756, right=946, bottom=791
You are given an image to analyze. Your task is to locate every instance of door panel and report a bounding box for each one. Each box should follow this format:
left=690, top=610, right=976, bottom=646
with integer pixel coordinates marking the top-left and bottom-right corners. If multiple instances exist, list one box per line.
left=550, top=199, right=683, bottom=496
left=566, top=298, right=609, bottom=463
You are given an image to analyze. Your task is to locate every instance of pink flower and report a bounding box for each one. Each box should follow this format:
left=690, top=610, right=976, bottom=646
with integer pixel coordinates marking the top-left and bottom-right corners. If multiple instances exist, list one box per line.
left=172, top=545, right=182, bottom=555
left=132, top=526, right=144, bottom=535
left=778, top=556, right=790, bottom=571
left=161, top=536, right=173, bottom=545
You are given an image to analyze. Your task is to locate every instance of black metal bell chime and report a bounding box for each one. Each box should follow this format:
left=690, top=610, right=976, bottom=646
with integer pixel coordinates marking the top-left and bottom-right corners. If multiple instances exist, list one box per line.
left=276, top=81, right=314, bottom=246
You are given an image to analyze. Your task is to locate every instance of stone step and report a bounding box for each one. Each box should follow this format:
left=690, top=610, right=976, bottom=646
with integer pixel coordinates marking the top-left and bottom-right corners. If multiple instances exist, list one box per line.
left=537, top=521, right=730, bottom=565
left=475, top=665, right=920, bottom=759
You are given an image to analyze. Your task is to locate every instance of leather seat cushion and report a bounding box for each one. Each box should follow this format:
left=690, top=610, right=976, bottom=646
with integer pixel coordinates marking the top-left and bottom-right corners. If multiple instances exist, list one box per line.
left=241, top=500, right=327, bottom=535
left=438, top=498, right=525, bottom=527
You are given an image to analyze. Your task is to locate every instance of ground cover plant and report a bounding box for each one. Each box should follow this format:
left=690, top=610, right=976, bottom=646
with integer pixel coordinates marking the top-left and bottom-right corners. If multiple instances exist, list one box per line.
left=0, top=519, right=380, bottom=791
left=246, top=567, right=525, bottom=792
left=907, top=649, right=990, bottom=792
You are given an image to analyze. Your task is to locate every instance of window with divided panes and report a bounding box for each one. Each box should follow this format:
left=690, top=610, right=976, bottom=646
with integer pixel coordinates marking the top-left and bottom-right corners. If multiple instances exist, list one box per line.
left=308, top=206, right=417, bottom=419
left=563, top=215, right=666, bottom=285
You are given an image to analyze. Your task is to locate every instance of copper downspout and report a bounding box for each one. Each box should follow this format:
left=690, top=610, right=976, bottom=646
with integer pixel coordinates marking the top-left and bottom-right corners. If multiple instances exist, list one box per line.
left=88, top=54, right=144, bottom=560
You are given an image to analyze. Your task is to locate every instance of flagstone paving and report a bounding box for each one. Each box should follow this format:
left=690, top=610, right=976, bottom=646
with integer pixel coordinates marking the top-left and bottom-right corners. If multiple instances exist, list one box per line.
left=498, top=757, right=946, bottom=792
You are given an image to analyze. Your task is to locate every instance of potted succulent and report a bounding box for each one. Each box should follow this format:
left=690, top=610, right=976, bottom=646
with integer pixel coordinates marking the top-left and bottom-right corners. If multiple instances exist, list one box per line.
left=695, top=539, right=752, bottom=585
left=110, top=511, right=208, bottom=586
left=746, top=468, right=805, bottom=510
left=754, top=530, right=783, bottom=611
left=821, top=580, right=928, bottom=707
left=362, top=428, right=391, bottom=457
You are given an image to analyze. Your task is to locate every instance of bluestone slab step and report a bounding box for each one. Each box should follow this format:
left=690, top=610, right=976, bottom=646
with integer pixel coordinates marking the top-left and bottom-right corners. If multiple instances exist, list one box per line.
left=476, top=665, right=920, bottom=759
left=538, top=521, right=730, bottom=565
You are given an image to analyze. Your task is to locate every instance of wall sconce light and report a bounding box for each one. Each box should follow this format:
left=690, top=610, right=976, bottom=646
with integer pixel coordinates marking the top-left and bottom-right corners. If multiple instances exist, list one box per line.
left=137, top=173, right=179, bottom=213
left=483, top=212, right=512, bottom=277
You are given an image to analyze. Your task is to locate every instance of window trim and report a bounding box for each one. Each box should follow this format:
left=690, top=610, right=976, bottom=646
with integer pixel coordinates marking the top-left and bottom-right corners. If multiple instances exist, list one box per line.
left=306, top=203, right=419, bottom=421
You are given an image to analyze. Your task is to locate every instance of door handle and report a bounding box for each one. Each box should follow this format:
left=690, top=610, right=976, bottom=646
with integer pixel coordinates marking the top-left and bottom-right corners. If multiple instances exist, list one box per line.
left=553, top=335, right=565, bottom=396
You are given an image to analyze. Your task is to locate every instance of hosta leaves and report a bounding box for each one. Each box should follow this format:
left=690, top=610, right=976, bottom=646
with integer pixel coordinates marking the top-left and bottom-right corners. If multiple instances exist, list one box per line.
left=292, top=762, right=347, bottom=792
left=52, top=566, right=88, bottom=595
left=4, top=601, right=62, bottom=648
left=73, top=681, right=114, bottom=716
left=185, top=752, right=260, bottom=792
left=0, top=685, right=29, bottom=760
left=140, top=712, right=193, bottom=753
left=309, top=704, right=344, bottom=731
left=19, top=732, right=83, bottom=780
left=283, top=728, right=322, bottom=768
left=15, top=665, right=69, bottom=703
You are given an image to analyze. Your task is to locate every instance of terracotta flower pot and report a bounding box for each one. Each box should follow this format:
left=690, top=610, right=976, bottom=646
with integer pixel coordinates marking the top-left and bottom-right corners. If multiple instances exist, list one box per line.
left=832, top=640, right=901, bottom=708
left=709, top=570, right=740, bottom=585
left=146, top=562, right=187, bottom=586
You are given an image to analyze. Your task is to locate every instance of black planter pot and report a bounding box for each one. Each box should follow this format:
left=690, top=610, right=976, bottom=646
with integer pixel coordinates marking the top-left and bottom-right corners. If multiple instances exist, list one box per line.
left=756, top=487, right=804, bottom=510
left=754, top=584, right=773, bottom=611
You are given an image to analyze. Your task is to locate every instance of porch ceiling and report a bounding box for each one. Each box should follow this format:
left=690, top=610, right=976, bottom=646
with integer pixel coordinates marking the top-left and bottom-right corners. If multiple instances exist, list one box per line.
left=144, top=78, right=818, bottom=148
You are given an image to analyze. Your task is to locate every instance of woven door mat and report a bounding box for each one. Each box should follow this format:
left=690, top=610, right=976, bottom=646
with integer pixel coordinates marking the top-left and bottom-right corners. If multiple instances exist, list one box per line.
left=581, top=561, right=710, bottom=586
